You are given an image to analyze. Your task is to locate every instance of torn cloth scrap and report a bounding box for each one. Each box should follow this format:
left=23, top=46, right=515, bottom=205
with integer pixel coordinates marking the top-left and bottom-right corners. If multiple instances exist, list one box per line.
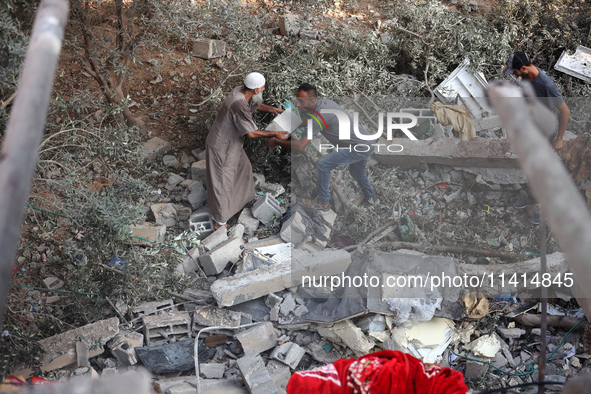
left=430, top=101, right=476, bottom=140
left=287, top=350, right=468, bottom=394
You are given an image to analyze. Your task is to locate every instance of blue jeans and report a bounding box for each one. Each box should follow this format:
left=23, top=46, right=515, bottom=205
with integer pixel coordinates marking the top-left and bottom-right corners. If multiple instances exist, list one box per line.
left=316, top=148, right=377, bottom=205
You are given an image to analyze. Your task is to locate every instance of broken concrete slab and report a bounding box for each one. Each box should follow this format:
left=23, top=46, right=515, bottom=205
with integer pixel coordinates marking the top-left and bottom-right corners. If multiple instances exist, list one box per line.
left=143, top=311, right=192, bottom=346
left=192, top=306, right=242, bottom=329
left=237, top=355, right=278, bottom=394
left=198, top=236, right=243, bottom=276
left=238, top=208, right=260, bottom=236
left=555, top=45, right=591, bottom=83
left=374, top=138, right=518, bottom=169
left=270, top=342, right=305, bottom=369
left=193, top=39, right=226, bottom=59
left=151, top=203, right=177, bottom=227
left=211, top=248, right=351, bottom=306
left=245, top=242, right=292, bottom=271
left=173, top=204, right=192, bottom=222
left=390, top=318, right=457, bottom=363
left=130, top=222, right=167, bottom=245
left=13, top=317, right=119, bottom=376
left=200, top=363, right=226, bottom=379
left=136, top=340, right=196, bottom=375
left=107, top=331, right=144, bottom=366
left=139, top=137, right=172, bottom=162
left=228, top=223, right=245, bottom=240
left=235, top=322, right=278, bottom=356
left=467, top=334, right=501, bottom=358
left=163, top=155, right=180, bottom=167
left=280, top=209, right=336, bottom=248
left=497, top=327, right=526, bottom=340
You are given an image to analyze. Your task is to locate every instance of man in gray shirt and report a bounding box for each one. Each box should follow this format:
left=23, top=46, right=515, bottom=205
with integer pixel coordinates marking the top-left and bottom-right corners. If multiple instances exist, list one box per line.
left=268, top=83, right=378, bottom=211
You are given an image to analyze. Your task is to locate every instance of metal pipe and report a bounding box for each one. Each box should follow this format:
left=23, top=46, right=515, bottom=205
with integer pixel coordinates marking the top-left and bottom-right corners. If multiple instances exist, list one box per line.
left=0, top=0, right=69, bottom=327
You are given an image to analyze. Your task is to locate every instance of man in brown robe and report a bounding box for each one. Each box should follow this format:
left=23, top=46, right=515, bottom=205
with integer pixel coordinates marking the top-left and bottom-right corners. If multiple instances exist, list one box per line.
left=205, top=72, right=288, bottom=230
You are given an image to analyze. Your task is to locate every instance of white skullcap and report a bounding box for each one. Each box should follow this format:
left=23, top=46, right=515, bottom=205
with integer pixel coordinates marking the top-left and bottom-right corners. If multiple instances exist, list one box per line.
left=244, top=72, right=265, bottom=89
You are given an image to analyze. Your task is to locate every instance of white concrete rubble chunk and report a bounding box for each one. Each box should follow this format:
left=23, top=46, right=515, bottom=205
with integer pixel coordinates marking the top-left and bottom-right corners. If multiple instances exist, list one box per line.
left=270, top=342, right=305, bottom=369
left=238, top=208, right=260, bottom=236
left=130, top=222, right=167, bottom=245
left=228, top=223, right=245, bottom=240
left=211, top=248, right=350, bottom=306
left=198, top=237, right=244, bottom=276
left=468, top=334, right=501, bottom=358
left=139, top=137, right=172, bottom=161
left=13, top=317, right=119, bottom=376
left=498, top=327, right=526, bottom=339
left=326, top=320, right=374, bottom=357
left=200, top=226, right=229, bottom=252
left=151, top=203, right=177, bottom=227
left=235, top=322, right=278, bottom=356
left=132, top=299, right=175, bottom=316
left=237, top=355, right=278, bottom=394
left=200, top=363, right=226, bottom=379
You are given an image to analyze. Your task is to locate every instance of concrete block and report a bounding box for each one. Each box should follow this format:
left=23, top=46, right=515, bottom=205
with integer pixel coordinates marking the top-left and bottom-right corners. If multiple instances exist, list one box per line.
left=200, top=363, right=226, bottom=379
left=193, top=39, right=226, bottom=59
left=278, top=14, right=300, bottom=36
left=189, top=208, right=215, bottom=240
left=326, top=320, right=374, bottom=357
left=457, top=166, right=526, bottom=185
left=237, top=355, right=278, bottom=394
left=238, top=208, right=259, bottom=236
left=191, top=160, right=207, bottom=183
left=475, top=115, right=502, bottom=131
left=266, top=359, right=291, bottom=393
left=132, top=299, right=175, bottom=316
left=235, top=322, right=278, bottom=356
left=13, top=318, right=119, bottom=376
left=187, top=181, right=207, bottom=210
left=279, top=294, right=296, bottom=316
left=166, top=173, right=185, bottom=190
left=151, top=203, right=177, bottom=227
left=107, top=331, right=144, bottom=366
left=245, top=243, right=292, bottom=271
left=139, top=137, right=172, bottom=161
left=143, top=311, right=192, bottom=346
left=173, top=204, right=192, bottom=222
left=270, top=342, right=305, bottom=369
left=265, top=293, right=282, bottom=308
left=166, top=382, right=195, bottom=394
left=251, top=193, right=285, bottom=225
left=464, top=360, right=487, bottom=380
left=130, top=222, right=167, bottom=245
left=193, top=306, right=241, bottom=329
left=280, top=209, right=336, bottom=248
left=211, top=248, right=351, bottom=307
left=198, top=237, right=243, bottom=276
left=200, top=226, right=228, bottom=253
left=228, top=223, right=245, bottom=240
left=243, top=235, right=285, bottom=253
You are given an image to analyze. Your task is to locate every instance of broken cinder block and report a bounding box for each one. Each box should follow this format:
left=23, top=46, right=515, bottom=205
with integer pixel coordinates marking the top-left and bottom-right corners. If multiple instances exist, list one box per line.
left=132, top=299, right=175, bottom=317
left=192, top=306, right=242, bottom=330
left=151, top=203, right=177, bottom=227
left=238, top=208, right=260, bottom=236
left=235, top=322, right=278, bottom=356
left=270, top=342, right=305, bottom=369
left=193, top=39, right=226, bottom=59
left=189, top=207, right=215, bottom=240
left=200, top=363, right=226, bottom=379
left=108, top=331, right=144, bottom=366
left=251, top=193, right=285, bottom=225
left=143, top=311, right=192, bottom=346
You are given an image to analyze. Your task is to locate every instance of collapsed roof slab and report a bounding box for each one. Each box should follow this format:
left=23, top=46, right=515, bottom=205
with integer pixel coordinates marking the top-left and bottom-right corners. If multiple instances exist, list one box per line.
left=373, top=138, right=519, bottom=169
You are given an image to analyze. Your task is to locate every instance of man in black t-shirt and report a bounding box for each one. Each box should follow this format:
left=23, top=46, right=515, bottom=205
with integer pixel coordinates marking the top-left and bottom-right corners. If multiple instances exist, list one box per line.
left=503, top=51, right=571, bottom=224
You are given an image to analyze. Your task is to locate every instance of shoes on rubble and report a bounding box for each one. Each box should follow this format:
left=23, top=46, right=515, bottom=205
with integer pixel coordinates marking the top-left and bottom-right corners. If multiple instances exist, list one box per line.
left=513, top=196, right=536, bottom=209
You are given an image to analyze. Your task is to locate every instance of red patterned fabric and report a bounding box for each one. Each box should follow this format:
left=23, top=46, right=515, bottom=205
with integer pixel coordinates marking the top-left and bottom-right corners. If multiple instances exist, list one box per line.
left=287, top=350, right=468, bottom=394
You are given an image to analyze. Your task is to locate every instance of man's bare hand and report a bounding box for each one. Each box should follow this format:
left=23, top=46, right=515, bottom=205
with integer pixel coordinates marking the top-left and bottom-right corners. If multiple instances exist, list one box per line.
left=553, top=139, right=564, bottom=150
left=274, top=131, right=289, bottom=140
left=273, top=107, right=285, bottom=114
left=268, top=137, right=280, bottom=148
